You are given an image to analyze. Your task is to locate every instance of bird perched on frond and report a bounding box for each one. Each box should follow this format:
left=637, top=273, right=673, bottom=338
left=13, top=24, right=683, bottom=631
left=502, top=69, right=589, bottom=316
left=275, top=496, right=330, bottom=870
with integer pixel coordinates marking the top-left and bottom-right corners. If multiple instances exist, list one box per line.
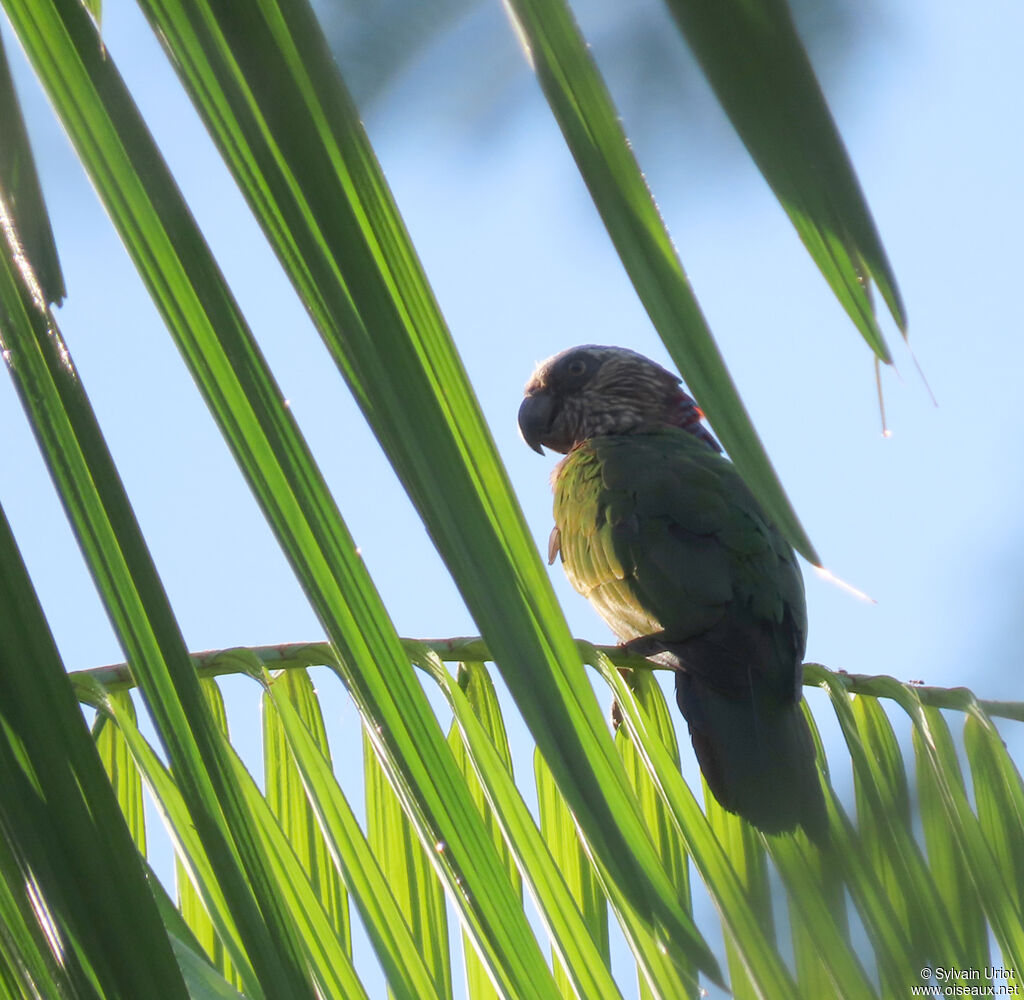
left=518, top=345, right=826, bottom=841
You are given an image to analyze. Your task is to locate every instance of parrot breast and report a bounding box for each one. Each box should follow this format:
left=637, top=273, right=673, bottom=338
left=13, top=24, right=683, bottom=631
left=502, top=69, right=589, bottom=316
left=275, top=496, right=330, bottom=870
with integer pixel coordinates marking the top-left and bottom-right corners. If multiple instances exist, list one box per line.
left=552, top=429, right=806, bottom=669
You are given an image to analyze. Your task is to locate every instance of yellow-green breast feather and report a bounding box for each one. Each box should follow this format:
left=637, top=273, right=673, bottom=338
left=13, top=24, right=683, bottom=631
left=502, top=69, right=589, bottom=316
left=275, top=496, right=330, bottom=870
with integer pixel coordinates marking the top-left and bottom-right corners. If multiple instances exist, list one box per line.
left=552, top=428, right=806, bottom=693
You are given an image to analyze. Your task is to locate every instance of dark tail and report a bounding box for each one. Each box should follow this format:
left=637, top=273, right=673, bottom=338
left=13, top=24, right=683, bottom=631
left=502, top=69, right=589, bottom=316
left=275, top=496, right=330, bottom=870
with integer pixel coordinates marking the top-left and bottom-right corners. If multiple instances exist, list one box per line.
left=675, top=669, right=827, bottom=843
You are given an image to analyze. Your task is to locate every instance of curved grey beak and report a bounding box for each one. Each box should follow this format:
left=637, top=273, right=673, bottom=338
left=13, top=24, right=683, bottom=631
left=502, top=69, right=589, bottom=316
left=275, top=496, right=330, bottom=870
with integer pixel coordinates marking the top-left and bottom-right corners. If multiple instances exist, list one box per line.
left=517, top=392, right=555, bottom=455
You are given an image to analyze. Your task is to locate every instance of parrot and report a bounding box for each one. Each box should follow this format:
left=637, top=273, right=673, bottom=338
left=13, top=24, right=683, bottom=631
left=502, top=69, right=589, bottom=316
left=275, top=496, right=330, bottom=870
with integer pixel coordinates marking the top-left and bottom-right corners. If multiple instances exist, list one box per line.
left=518, top=345, right=826, bottom=841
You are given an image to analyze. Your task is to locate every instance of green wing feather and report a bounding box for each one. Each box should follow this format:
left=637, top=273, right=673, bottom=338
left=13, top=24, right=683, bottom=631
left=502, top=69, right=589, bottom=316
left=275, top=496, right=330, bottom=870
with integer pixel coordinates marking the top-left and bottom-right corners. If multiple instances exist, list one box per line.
left=553, top=429, right=806, bottom=693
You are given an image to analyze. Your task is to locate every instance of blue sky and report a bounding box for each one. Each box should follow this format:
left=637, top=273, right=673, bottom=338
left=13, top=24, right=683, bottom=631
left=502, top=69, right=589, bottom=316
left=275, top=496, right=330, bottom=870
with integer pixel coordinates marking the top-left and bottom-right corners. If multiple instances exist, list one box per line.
left=2, top=0, right=1023, bottom=994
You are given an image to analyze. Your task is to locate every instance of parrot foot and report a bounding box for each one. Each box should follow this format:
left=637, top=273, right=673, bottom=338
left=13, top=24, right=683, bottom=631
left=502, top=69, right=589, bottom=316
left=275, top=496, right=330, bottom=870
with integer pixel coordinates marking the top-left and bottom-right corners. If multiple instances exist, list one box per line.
left=619, top=633, right=668, bottom=659
left=547, top=526, right=561, bottom=565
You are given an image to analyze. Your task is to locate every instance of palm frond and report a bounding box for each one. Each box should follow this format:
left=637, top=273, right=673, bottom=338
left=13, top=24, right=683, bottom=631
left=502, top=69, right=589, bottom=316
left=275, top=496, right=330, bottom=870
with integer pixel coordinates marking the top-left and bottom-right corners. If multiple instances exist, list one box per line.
left=59, top=642, right=1024, bottom=998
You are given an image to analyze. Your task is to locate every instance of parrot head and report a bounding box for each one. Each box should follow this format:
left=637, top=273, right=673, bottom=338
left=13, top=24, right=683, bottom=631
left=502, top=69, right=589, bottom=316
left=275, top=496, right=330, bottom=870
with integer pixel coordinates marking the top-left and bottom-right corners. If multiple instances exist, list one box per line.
left=518, top=345, right=710, bottom=454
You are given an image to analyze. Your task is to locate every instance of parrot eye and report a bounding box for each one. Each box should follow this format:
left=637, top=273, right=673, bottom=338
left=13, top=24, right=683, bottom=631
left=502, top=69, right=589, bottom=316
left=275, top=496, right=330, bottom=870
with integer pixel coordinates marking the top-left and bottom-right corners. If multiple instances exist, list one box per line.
left=549, top=349, right=598, bottom=391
